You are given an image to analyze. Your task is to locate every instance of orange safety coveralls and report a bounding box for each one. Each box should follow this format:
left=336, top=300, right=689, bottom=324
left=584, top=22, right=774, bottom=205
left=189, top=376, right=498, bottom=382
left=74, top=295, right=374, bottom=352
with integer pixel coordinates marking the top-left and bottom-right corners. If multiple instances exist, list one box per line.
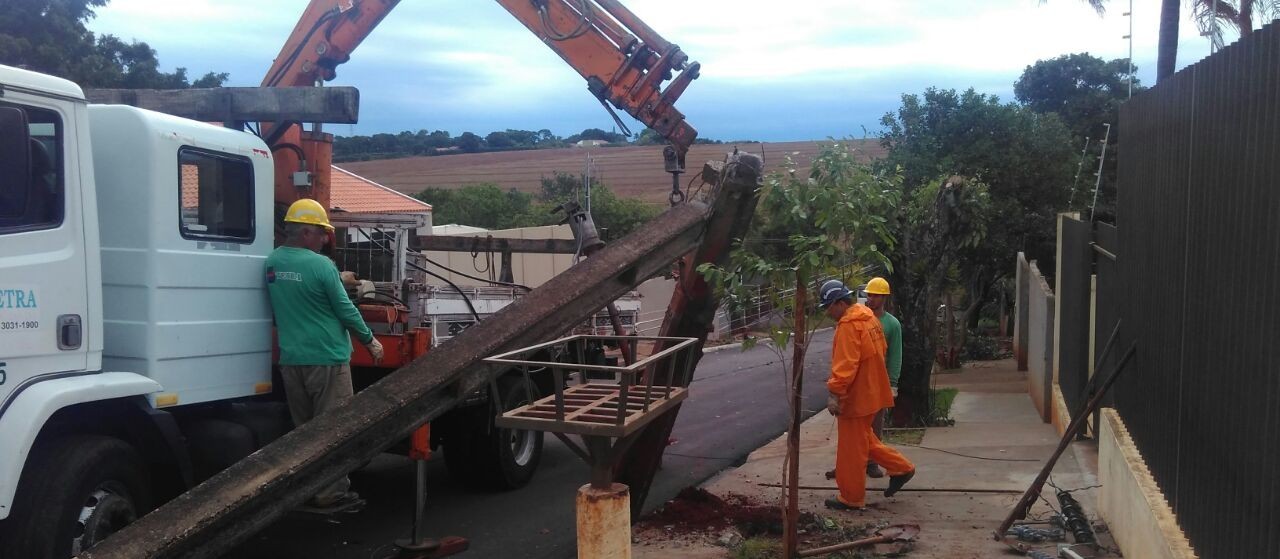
left=826, top=304, right=915, bottom=507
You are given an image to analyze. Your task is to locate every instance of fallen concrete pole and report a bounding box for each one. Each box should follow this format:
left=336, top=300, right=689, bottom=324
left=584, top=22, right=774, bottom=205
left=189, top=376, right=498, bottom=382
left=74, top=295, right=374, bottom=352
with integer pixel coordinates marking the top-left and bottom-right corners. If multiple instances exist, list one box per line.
left=81, top=201, right=715, bottom=559
left=615, top=152, right=763, bottom=516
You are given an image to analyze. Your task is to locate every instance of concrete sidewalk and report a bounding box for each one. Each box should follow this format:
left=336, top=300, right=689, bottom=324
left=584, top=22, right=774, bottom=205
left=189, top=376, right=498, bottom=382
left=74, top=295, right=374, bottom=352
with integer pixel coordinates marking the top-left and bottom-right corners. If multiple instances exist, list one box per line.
left=635, top=358, right=1116, bottom=558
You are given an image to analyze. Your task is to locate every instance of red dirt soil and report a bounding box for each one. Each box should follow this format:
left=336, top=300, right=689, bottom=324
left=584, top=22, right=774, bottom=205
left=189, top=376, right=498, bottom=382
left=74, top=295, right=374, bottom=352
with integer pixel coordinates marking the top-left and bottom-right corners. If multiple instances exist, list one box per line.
left=339, top=140, right=885, bottom=206
left=639, top=487, right=794, bottom=537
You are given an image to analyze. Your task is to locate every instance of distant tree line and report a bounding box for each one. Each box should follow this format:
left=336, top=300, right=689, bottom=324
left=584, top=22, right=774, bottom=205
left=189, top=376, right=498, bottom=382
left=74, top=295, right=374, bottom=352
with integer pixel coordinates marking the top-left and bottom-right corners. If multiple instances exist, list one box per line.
left=0, top=0, right=228, bottom=89
left=414, top=172, right=658, bottom=241
left=334, top=127, right=726, bottom=162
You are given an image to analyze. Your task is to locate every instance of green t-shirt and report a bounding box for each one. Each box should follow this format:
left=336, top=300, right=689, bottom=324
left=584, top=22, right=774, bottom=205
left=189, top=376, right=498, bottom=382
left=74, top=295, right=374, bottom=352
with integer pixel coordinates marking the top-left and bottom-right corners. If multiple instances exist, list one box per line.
left=265, top=246, right=373, bottom=365
left=879, top=311, right=902, bottom=385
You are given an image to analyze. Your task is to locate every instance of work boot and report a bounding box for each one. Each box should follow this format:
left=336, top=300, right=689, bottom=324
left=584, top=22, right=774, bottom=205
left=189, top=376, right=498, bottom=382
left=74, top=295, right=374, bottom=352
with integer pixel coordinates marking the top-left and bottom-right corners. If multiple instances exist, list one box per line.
left=823, top=497, right=864, bottom=512
left=866, top=462, right=886, bottom=478
left=884, top=470, right=915, bottom=497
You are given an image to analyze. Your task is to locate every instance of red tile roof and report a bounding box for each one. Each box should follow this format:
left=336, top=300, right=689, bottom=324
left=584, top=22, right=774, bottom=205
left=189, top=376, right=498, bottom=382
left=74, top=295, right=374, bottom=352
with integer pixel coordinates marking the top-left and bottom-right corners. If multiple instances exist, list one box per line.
left=181, top=164, right=198, bottom=209
left=330, top=166, right=432, bottom=215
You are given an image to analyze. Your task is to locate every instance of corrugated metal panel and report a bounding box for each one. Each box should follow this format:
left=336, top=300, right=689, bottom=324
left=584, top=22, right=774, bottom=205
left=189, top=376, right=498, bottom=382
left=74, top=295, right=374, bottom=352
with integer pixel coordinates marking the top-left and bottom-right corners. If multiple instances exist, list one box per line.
left=1113, top=20, right=1280, bottom=558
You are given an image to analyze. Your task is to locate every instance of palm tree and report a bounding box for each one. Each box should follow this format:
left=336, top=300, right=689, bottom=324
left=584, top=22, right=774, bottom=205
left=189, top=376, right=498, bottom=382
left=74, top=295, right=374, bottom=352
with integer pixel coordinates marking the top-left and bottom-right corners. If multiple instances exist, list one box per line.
left=1056, top=0, right=1278, bottom=83
left=1157, top=0, right=1181, bottom=81
left=1195, top=0, right=1280, bottom=48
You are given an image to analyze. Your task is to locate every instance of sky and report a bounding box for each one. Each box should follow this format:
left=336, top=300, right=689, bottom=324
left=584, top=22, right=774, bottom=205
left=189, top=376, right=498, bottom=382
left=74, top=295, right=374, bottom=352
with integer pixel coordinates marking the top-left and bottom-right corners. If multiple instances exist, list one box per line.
left=89, top=0, right=1229, bottom=142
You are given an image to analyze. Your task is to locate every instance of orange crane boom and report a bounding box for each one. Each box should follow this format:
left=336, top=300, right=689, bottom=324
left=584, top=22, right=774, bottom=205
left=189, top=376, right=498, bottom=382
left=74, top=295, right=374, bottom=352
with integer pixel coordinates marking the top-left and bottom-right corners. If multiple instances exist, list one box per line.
left=262, top=0, right=700, bottom=212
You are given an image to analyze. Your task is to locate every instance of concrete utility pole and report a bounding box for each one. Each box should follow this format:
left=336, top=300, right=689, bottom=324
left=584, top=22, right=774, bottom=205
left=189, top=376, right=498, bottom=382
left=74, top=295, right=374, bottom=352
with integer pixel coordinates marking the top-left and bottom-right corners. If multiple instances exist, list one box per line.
left=81, top=201, right=724, bottom=559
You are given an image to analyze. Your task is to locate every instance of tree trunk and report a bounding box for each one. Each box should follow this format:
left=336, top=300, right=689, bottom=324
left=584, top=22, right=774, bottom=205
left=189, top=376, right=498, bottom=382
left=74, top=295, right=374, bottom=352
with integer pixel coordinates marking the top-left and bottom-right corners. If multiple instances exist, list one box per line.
left=1157, top=0, right=1180, bottom=82
left=1238, top=0, right=1254, bottom=37
left=782, top=271, right=805, bottom=559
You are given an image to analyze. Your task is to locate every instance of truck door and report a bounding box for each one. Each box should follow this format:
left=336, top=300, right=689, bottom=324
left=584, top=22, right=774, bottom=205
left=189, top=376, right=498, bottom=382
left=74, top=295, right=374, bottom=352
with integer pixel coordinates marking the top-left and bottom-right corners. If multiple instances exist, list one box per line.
left=0, top=98, right=90, bottom=408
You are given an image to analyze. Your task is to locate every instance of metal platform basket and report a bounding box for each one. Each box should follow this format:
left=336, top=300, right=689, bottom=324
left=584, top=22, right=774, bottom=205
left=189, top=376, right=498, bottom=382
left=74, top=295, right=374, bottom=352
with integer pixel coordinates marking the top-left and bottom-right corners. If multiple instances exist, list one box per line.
left=484, top=335, right=698, bottom=439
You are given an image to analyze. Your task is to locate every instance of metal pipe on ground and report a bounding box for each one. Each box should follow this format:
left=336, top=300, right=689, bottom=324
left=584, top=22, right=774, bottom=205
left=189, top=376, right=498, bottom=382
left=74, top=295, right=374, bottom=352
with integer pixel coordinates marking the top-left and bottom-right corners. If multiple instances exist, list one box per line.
left=81, top=201, right=717, bottom=559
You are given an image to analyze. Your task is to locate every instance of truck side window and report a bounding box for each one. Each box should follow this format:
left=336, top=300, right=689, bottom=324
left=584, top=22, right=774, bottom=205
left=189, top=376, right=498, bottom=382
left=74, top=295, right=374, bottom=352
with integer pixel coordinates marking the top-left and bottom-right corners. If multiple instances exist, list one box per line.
left=178, top=147, right=254, bottom=243
left=0, top=105, right=63, bottom=234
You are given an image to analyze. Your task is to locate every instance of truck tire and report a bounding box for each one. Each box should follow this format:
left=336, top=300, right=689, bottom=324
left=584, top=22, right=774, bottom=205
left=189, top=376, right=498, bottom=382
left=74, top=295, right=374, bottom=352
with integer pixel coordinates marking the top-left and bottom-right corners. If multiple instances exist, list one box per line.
left=444, top=376, right=543, bottom=490
left=1, top=435, right=151, bottom=559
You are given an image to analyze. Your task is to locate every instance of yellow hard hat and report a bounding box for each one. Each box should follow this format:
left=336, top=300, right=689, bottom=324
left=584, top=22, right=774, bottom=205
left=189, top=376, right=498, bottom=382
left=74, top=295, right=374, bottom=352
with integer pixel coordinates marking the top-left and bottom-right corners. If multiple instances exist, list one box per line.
left=284, top=198, right=333, bottom=231
left=865, top=277, right=891, bottom=295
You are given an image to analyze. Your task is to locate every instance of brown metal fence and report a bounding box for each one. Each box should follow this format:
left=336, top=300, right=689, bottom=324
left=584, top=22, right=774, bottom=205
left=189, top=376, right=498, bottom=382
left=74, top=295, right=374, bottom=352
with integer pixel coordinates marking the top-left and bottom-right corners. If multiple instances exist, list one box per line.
left=1112, top=20, right=1280, bottom=558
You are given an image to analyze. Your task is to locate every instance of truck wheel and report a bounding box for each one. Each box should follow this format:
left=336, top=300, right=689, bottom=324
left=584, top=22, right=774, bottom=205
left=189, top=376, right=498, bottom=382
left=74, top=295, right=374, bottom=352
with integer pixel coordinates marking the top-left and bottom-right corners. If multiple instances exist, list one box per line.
left=444, top=376, right=543, bottom=490
left=2, top=435, right=151, bottom=558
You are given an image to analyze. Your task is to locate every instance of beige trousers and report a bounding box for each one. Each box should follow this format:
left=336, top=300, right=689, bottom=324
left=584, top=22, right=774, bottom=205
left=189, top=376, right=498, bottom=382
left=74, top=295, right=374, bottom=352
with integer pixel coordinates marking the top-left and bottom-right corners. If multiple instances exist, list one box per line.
left=281, top=363, right=354, bottom=504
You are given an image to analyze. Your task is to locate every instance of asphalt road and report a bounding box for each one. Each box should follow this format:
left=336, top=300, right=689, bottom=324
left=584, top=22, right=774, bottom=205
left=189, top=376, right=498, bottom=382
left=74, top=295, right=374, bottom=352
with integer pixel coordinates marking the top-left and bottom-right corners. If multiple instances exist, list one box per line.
left=233, top=329, right=835, bottom=559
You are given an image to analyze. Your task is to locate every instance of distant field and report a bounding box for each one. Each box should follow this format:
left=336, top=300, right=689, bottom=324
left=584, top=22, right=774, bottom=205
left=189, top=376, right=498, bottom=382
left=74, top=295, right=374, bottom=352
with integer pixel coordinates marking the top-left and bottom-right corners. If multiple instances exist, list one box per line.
left=339, top=140, right=886, bottom=205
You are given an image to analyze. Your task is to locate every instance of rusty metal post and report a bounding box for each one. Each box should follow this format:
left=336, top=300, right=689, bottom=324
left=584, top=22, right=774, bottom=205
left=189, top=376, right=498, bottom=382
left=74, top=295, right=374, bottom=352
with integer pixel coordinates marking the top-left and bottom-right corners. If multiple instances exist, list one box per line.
left=81, top=203, right=715, bottom=559
left=614, top=152, right=763, bottom=516
left=783, top=271, right=806, bottom=559
left=576, top=483, right=632, bottom=559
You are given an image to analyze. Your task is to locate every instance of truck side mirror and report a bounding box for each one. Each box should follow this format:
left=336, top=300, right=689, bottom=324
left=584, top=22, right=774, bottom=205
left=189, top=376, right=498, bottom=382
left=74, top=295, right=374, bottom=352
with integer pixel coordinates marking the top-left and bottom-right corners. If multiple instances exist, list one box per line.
left=0, top=107, right=32, bottom=217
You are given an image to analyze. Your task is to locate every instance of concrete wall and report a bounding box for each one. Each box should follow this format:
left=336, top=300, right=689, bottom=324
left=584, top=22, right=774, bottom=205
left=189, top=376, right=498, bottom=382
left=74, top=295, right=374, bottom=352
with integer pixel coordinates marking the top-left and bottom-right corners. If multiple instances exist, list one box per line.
left=1025, top=261, right=1055, bottom=423
left=633, top=277, right=676, bottom=336
left=1099, top=409, right=1198, bottom=559
left=1014, top=252, right=1030, bottom=371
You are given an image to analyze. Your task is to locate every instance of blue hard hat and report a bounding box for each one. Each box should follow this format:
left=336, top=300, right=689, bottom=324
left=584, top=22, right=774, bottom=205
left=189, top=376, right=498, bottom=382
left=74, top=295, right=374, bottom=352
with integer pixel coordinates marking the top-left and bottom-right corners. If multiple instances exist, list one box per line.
left=818, top=280, right=854, bottom=308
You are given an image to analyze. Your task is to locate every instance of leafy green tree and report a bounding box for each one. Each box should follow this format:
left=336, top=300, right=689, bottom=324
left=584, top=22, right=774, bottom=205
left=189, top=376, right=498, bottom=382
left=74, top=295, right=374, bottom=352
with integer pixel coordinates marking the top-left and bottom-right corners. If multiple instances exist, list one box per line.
left=565, top=127, right=628, bottom=144
left=877, top=88, right=1075, bottom=418
left=633, top=128, right=665, bottom=146
left=414, top=185, right=552, bottom=230
left=1016, top=53, right=1137, bottom=216
left=485, top=130, right=516, bottom=149
left=0, top=0, right=227, bottom=88
left=455, top=132, right=485, bottom=153
left=536, top=172, right=657, bottom=240
left=1015, top=53, right=1137, bottom=141
left=1193, top=0, right=1279, bottom=48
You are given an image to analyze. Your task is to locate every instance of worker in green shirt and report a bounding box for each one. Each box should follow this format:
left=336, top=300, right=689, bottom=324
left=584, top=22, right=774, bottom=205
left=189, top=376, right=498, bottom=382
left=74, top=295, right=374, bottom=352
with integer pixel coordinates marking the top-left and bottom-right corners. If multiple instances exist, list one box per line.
left=265, top=199, right=384, bottom=510
left=863, top=277, right=901, bottom=478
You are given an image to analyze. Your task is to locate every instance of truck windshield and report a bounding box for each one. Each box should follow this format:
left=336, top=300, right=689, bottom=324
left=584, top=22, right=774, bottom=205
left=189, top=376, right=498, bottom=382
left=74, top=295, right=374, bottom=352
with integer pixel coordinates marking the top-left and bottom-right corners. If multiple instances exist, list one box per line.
left=0, top=104, right=63, bottom=234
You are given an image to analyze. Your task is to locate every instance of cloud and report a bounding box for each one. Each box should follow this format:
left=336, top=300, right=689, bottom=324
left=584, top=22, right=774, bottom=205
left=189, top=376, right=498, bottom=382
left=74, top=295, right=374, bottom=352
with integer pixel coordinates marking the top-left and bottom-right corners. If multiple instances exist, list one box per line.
left=88, top=0, right=1222, bottom=141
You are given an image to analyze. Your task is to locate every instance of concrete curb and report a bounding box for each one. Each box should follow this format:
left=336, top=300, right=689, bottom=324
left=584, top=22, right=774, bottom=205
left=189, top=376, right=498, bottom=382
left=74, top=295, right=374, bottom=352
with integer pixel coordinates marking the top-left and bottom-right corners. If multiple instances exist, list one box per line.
left=701, top=327, right=834, bottom=354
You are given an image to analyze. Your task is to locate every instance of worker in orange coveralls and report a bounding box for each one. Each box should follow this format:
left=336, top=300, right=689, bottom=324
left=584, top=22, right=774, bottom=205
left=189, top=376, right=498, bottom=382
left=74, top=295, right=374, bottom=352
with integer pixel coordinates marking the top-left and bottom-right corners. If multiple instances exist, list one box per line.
left=818, top=279, right=915, bottom=511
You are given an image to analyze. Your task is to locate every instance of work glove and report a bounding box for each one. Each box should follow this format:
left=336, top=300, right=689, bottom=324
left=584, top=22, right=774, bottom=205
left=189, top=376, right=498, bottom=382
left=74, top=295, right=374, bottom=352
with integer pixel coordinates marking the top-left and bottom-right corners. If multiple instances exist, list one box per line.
left=826, top=393, right=842, bottom=416
left=891, top=384, right=898, bottom=398
left=365, top=338, right=385, bottom=364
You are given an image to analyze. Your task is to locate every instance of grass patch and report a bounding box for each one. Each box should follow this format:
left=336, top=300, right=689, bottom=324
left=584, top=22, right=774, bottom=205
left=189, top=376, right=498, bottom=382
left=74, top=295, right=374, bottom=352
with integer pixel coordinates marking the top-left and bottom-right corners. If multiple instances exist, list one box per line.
left=930, top=387, right=959, bottom=423
left=733, top=537, right=781, bottom=559
left=882, top=428, right=926, bottom=445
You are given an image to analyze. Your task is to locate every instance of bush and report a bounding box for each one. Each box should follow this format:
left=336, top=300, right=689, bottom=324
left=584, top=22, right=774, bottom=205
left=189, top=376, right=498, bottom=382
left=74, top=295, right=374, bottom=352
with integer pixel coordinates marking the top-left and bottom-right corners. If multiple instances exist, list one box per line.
left=962, top=331, right=1004, bottom=361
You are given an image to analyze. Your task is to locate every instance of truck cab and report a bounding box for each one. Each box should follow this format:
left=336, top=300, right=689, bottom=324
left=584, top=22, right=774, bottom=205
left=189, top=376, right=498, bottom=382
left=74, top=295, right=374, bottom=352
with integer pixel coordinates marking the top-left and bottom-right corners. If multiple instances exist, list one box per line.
left=0, top=65, right=276, bottom=558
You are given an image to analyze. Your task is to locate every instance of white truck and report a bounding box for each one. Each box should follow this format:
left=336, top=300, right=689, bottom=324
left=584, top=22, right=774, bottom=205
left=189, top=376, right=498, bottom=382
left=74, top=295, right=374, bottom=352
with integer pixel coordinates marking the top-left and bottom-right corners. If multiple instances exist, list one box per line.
left=0, top=65, right=641, bottom=558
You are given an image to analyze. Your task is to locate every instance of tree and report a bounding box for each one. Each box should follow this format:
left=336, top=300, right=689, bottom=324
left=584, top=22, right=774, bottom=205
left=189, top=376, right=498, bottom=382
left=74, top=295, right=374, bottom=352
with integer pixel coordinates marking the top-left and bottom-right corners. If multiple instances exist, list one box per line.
left=485, top=130, right=516, bottom=149
left=633, top=128, right=665, bottom=146
left=565, top=127, right=628, bottom=144
left=1015, top=53, right=1137, bottom=141
left=0, top=0, right=227, bottom=88
left=414, top=185, right=551, bottom=230
left=1193, top=0, right=1280, bottom=48
left=1015, top=53, right=1138, bottom=215
left=536, top=172, right=658, bottom=240
left=877, top=88, right=1075, bottom=418
left=699, top=144, right=898, bottom=554
left=455, top=132, right=485, bottom=153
